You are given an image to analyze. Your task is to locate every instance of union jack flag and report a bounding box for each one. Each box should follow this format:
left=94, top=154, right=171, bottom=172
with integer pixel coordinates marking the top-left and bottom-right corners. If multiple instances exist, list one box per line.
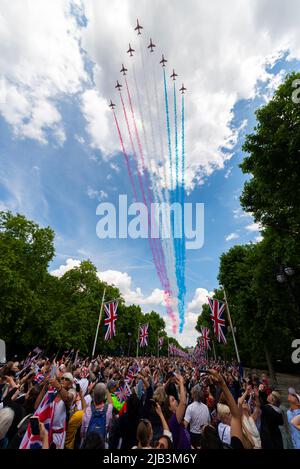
left=125, top=363, right=140, bottom=383
left=201, top=327, right=211, bottom=350
left=20, top=389, right=57, bottom=449
left=207, top=297, right=227, bottom=344
left=104, top=301, right=118, bottom=341
left=158, top=337, right=164, bottom=349
left=139, top=323, right=149, bottom=348
left=115, top=382, right=132, bottom=402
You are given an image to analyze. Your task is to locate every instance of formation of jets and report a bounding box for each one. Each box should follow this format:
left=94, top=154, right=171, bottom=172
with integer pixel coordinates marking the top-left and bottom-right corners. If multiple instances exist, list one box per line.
left=109, top=19, right=187, bottom=109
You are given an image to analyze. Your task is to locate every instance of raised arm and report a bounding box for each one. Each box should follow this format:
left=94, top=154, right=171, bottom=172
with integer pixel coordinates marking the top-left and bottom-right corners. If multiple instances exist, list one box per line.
left=209, top=369, right=244, bottom=444
left=175, top=374, right=187, bottom=424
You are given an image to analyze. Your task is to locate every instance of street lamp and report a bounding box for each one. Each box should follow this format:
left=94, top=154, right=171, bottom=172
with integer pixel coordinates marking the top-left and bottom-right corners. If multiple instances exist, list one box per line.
left=127, top=332, right=132, bottom=357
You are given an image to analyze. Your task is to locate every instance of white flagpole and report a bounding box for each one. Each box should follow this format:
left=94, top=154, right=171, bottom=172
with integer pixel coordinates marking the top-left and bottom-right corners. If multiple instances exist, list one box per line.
left=136, top=323, right=140, bottom=358
left=92, top=288, right=106, bottom=358
left=222, top=286, right=240, bottom=363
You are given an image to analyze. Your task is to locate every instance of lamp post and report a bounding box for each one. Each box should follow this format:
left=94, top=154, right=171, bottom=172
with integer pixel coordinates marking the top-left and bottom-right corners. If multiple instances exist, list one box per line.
left=127, top=332, right=132, bottom=357
left=276, top=265, right=299, bottom=313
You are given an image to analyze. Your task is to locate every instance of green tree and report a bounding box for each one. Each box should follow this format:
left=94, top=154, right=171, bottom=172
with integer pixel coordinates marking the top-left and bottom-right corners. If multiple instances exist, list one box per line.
left=240, top=72, right=300, bottom=237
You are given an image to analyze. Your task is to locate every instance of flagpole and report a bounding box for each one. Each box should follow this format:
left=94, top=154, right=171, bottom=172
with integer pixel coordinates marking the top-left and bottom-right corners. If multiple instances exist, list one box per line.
left=212, top=338, right=217, bottom=361
left=136, top=323, right=140, bottom=358
left=157, top=333, right=159, bottom=358
left=222, top=286, right=240, bottom=363
left=167, top=338, right=169, bottom=358
left=92, top=288, right=106, bottom=358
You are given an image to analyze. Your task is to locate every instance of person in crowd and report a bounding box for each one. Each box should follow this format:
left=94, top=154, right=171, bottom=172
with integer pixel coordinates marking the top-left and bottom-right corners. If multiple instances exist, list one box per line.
left=286, top=387, right=300, bottom=449
left=163, top=373, right=191, bottom=449
left=238, top=386, right=261, bottom=449
left=259, top=390, right=284, bottom=449
left=132, top=419, right=153, bottom=449
left=184, top=384, right=210, bottom=448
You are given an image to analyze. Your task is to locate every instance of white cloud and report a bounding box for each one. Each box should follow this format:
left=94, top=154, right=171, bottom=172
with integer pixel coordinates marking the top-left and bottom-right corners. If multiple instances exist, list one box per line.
left=245, top=222, right=263, bottom=232
left=165, top=288, right=213, bottom=347
left=233, top=208, right=252, bottom=219
left=80, top=89, right=117, bottom=155
left=255, top=235, right=263, bottom=243
left=0, top=0, right=87, bottom=144
left=225, top=232, right=239, bottom=242
left=51, top=258, right=81, bottom=277
left=86, top=187, right=108, bottom=201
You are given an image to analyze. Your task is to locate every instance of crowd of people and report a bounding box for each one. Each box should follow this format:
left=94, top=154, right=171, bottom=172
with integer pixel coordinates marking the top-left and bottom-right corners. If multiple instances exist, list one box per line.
left=0, top=351, right=299, bottom=450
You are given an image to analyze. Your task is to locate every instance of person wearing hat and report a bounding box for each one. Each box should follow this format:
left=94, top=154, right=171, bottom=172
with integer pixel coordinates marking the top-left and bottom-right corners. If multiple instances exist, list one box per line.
left=287, top=388, right=300, bottom=449
left=107, top=380, right=124, bottom=412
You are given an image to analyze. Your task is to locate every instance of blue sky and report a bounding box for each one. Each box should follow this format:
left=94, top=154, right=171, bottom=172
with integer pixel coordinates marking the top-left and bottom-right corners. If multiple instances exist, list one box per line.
left=1, top=0, right=300, bottom=346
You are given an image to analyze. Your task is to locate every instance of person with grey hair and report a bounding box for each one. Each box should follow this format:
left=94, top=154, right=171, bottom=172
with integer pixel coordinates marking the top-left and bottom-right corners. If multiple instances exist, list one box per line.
left=184, top=384, right=210, bottom=448
left=0, top=407, right=15, bottom=448
left=80, top=383, right=113, bottom=448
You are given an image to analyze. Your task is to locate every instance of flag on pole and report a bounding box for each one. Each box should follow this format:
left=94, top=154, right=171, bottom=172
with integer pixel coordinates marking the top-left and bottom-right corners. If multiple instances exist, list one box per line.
left=207, top=297, right=227, bottom=344
left=139, top=323, right=149, bottom=348
left=201, top=327, right=211, bottom=350
left=104, top=301, right=118, bottom=341
left=158, top=337, right=164, bottom=350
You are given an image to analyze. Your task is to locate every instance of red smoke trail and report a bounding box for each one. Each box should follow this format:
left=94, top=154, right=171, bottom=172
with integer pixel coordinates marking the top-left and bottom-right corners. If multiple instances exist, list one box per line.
left=124, top=79, right=177, bottom=329
left=113, top=110, right=138, bottom=201
left=119, top=91, right=166, bottom=291
left=125, top=78, right=164, bottom=272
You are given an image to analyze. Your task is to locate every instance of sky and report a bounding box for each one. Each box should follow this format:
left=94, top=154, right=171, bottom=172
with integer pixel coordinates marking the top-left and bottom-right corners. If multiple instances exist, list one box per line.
left=1, top=0, right=300, bottom=347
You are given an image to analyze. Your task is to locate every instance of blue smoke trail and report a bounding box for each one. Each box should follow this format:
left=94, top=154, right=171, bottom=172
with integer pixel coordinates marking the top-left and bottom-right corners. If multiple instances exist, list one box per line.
left=163, top=68, right=173, bottom=194
left=173, top=80, right=184, bottom=330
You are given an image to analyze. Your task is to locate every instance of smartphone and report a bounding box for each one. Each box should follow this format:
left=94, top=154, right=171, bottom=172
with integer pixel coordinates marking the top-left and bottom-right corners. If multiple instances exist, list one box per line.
left=50, top=365, right=57, bottom=379
left=76, top=383, right=80, bottom=393
left=30, top=417, right=40, bottom=436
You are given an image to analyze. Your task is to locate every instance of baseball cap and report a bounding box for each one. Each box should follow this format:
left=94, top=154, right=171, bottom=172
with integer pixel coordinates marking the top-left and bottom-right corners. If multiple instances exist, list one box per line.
left=288, top=387, right=300, bottom=402
left=107, top=379, right=118, bottom=391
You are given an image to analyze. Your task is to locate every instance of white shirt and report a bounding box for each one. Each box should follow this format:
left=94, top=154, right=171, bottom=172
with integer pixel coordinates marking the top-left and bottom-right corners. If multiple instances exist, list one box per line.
left=184, top=401, right=211, bottom=434
left=218, top=422, right=231, bottom=445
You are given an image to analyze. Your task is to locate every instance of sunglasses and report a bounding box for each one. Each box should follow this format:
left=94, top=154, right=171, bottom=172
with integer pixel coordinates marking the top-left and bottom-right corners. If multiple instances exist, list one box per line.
left=61, top=377, right=71, bottom=382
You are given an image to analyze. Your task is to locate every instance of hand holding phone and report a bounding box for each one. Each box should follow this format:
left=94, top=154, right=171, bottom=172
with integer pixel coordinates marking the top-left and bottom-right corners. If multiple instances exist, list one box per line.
left=30, top=416, right=40, bottom=436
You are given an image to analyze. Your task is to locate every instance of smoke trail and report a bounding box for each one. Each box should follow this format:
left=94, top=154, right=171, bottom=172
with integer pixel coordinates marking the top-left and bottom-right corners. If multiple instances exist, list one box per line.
left=172, top=80, right=185, bottom=331
left=119, top=91, right=163, bottom=287
left=179, top=92, right=186, bottom=333
left=121, top=82, right=177, bottom=329
left=112, top=110, right=138, bottom=201
left=174, top=81, right=179, bottom=201
left=163, top=68, right=174, bottom=194
left=150, top=52, right=178, bottom=301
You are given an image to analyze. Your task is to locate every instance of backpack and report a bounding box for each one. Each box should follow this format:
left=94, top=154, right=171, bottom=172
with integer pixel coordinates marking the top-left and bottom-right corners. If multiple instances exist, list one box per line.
left=86, top=403, right=108, bottom=440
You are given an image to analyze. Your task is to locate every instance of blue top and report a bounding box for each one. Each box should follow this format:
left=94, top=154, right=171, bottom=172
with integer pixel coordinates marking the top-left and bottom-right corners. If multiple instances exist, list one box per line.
left=287, top=408, right=300, bottom=449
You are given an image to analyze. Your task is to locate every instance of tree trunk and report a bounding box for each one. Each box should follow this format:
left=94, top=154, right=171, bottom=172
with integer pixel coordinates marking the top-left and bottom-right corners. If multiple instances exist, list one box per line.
left=264, top=346, right=277, bottom=385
